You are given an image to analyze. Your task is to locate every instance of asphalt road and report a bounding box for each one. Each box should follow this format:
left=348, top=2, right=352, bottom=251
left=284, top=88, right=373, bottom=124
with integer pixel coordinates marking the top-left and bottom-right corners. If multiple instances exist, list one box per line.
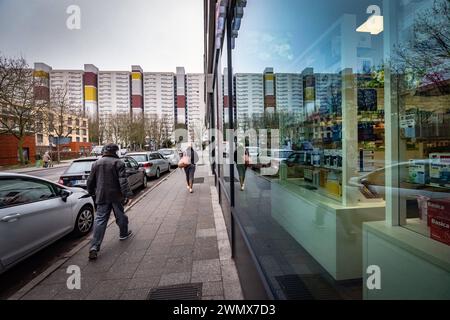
left=25, top=166, right=69, bottom=183
left=0, top=168, right=169, bottom=300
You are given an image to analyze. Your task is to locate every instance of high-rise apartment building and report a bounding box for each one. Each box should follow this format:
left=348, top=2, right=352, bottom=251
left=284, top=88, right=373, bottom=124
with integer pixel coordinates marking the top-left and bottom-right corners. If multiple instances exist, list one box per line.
left=97, top=71, right=131, bottom=122
left=275, top=73, right=303, bottom=114
left=143, top=72, right=176, bottom=136
left=49, top=69, right=84, bottom=114
left=235, top=73, right=264, bottom=124
left=186, top=73, right=206, bottom=140
left=31, top=63, right=205, bottom=144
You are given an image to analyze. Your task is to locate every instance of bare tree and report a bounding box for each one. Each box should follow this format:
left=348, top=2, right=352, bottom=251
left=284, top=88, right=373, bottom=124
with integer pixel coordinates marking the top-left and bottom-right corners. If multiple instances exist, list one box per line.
left=89, top=117, right=106, bottom=145
left=0, top=56, right=47, bottom=164
left=395, top=0, right=450, bottom=95
left=47, top=85, right=83, bottom=162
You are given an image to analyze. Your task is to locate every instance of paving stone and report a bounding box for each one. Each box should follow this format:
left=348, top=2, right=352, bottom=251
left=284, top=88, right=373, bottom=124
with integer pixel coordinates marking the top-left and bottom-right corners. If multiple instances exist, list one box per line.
left=159, top=272, right=191, bottom=286
left=54, top=275, right=102, bottom=300
left=164, top=256, right=193, bottom=274
left=133, top=259, right=167, bottom=278
left=127, top=276, right=160, bottom=290
left=167, top=244, right=195, bottom=258
left=172, top=234, right=196, bottom=246
left=85, top=279, right=129, bottom=300
left=104, top=262, right=139, bottom=280
left=22, top=283, right=61, bottom=300
left=120, top=288, right=150, bottom=300
left=221, top=263, right=240, bottom=282
left=202, top=281, right=224, bottom=296
left=191, top=259, right=222, bottom=283
left=118, top=249, right=147, bottom=264
left=223, top=280, right=244, bottom=300
left=196, top=228, right=217, bottom=238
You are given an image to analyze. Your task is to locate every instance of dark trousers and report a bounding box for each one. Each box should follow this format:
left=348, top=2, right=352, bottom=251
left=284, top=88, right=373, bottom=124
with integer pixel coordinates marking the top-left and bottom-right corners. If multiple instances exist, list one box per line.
left=90, top=202, right=128, bottom=252
left=184, top=164, right=196, bottom=186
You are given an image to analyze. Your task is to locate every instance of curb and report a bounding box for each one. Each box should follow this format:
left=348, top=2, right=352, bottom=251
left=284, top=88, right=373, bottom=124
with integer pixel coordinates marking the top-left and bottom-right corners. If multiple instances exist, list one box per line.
left=8, top=169, right=177, bottom=300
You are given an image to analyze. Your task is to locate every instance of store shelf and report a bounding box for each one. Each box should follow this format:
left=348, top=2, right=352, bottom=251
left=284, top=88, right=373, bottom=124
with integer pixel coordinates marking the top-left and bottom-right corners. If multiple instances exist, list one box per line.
left=405, top=218, right=429, bottom=237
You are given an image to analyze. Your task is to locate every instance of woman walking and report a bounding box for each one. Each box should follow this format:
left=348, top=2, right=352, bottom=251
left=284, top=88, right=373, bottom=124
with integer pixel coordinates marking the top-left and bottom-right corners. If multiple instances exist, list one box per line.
left=184, top=143, right=199, bottom=193
left=234, top=144, right=250, bottom=191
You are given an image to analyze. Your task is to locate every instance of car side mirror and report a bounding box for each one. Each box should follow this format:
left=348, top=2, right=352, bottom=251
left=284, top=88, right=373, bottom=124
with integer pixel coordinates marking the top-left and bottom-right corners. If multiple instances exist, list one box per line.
left=61, top=189, right=72, bottom=202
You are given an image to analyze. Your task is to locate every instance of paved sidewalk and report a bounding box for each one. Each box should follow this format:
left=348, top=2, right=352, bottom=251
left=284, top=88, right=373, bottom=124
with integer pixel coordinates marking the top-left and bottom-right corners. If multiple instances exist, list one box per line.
left=16, top=165, right=243, bottom=300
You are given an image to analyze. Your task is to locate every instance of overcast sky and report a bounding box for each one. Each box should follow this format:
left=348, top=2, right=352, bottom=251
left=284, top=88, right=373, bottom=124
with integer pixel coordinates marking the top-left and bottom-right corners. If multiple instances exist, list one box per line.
left=0, top=0, right=204, bottom=72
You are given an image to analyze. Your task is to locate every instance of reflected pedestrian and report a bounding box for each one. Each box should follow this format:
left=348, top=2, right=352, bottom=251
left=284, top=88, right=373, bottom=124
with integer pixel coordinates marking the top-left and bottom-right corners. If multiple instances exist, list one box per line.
left=234, top=144, right=250, bottom=191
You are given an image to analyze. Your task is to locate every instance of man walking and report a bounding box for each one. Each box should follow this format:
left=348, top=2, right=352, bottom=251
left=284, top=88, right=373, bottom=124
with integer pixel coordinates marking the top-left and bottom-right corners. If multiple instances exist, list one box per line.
left=87, top=143, right=133, bottom=260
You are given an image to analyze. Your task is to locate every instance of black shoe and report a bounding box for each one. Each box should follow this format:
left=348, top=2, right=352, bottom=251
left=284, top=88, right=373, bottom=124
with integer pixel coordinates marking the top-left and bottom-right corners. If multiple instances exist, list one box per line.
left=89, top=249, right=98, bottom=260
left=119, top=230, right=133, bottom=241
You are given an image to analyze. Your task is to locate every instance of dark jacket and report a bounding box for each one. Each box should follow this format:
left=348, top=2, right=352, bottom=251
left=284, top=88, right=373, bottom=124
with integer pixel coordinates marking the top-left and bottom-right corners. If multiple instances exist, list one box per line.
left=87, top=155, right=132, bottom=204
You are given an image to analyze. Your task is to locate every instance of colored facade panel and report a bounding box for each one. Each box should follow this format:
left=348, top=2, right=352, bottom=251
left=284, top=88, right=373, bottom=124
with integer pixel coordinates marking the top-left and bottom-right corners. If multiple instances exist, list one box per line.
left=177, top=95, right=186, bottom=108
left=132, top=95, right=143, bottom=108
left=83, top=73, right=97, bottom=87
left=84, top=86, right=97, bottom=101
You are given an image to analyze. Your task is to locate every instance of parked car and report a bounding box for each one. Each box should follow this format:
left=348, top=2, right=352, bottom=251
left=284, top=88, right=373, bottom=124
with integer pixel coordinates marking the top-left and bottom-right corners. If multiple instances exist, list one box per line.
left=59, top=156, right=147, bottom=191
left=127, top=152, right=170, bottom=179
left=158, top=148, right=180, bottom=167
left=348, top=161, right=450, bottom=201
left=0, top=173, right=95, bottom=274
left=90, top=145, right=104, bottom=157
left=257, top=149, right=294, bottom=174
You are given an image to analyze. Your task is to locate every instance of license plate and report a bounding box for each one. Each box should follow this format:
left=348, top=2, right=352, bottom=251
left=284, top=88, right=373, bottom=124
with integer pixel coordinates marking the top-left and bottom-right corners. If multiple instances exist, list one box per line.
left=74, top=180, right=87, bottom=185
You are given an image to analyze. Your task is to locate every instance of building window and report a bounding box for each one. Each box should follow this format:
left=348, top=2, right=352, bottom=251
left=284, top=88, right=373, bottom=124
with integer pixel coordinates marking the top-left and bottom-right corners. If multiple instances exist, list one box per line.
left=209, top=0, right=450, bottom=301
left=37, top=134, right=43, bottom=144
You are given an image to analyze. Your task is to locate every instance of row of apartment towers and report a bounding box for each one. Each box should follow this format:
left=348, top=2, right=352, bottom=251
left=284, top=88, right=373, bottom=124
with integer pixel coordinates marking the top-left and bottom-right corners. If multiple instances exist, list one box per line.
left=33, top=63, right=206, bottom=138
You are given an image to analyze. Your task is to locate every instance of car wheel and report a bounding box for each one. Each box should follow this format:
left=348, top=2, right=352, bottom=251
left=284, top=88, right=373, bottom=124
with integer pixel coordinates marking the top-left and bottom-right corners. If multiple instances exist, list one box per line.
left=142, top=174, right=148, bottom=188
left=73, top=205, right=94, bottom=237
left=156, top=168, right=161, bottom=179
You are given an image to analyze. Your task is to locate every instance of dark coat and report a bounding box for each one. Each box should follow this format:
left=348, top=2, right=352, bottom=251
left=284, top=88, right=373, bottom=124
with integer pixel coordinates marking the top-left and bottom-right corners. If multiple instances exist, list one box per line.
left=87, top=155, right=132, bottom=204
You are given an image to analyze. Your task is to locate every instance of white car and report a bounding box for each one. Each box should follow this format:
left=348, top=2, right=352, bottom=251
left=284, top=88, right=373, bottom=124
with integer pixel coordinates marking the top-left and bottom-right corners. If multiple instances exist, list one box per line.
left=0, top=173, right=95, bottom=274
left=158, top=149, right=180, bottom=167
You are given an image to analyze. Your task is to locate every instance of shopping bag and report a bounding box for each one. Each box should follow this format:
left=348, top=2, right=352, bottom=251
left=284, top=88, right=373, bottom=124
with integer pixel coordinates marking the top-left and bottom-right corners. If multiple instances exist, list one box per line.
left=178, top=156, right=190, bottom=168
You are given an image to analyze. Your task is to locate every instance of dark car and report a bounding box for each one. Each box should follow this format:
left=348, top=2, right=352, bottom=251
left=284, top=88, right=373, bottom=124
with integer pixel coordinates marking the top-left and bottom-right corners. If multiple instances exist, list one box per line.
left=59, top=156, right=147, bottom=192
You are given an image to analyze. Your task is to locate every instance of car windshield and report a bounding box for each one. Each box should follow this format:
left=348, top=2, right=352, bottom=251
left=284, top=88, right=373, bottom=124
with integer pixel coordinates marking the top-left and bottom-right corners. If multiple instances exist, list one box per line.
left=160, top=150, right=174, bottom=156
left=66, top=161, right=95, bottom=174
left=129, top=154, right=148, bottom=162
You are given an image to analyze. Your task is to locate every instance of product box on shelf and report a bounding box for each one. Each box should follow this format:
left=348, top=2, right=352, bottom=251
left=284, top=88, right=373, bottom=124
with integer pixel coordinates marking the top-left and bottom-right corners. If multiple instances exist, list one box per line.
left=408, top=159, right=429, bottom=185
left=429, top=153, right=450, bottom=187
left=427, top=198, right=450, bottom=226
left=430, top=215, right=450, bottom=246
